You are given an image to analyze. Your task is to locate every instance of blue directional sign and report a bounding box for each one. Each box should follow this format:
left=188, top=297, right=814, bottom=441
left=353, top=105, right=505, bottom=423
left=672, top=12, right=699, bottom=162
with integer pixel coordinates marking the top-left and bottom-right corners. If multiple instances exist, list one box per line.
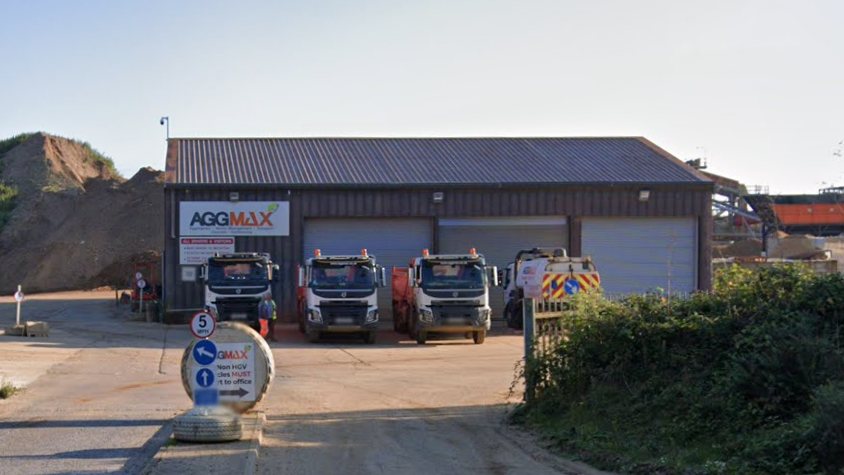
left=193, top=340, right=217, bottom=366
left=196, top=368, right=215, bottom=388
left=564, top=279, right=581, bottom=295
left=194, top=388, right=219, bottom=406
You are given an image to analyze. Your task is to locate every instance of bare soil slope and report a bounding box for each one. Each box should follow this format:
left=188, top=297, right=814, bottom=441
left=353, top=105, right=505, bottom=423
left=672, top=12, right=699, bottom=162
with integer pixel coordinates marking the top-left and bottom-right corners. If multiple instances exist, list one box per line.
left=0, top=133, right=163, bottom=294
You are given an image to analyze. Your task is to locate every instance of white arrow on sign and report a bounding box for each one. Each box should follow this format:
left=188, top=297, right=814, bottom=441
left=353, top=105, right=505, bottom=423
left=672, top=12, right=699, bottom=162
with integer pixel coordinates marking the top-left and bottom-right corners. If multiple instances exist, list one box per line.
left=196, top=347, right=214, bottom=359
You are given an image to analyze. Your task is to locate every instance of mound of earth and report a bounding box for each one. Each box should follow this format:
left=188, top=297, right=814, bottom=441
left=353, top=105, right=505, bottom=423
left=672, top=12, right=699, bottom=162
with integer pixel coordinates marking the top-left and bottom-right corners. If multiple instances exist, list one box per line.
left=0, top=133, right=164, bottom=294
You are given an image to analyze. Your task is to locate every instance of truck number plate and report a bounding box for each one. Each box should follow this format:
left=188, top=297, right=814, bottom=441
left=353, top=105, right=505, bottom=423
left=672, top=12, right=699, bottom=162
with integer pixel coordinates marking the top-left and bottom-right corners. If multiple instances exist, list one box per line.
left=231, top=313, right=247, bottom=320
left=334, top=317, right=354, bottom=325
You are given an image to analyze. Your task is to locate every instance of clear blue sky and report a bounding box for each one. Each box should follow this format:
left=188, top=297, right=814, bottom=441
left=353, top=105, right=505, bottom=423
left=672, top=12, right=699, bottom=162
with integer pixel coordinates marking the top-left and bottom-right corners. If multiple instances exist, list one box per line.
left=1, top=0, right=842, bottom=193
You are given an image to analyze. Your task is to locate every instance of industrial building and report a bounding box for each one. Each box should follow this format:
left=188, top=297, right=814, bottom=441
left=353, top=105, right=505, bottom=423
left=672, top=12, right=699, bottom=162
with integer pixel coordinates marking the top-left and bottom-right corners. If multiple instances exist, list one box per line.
left=163, top=137, right=714, bottom=320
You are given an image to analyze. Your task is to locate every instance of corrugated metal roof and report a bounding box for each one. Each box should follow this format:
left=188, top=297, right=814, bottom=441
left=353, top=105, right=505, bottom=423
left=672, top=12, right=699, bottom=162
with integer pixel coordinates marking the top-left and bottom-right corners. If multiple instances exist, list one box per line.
left=165, top=137, right=711, bottom=186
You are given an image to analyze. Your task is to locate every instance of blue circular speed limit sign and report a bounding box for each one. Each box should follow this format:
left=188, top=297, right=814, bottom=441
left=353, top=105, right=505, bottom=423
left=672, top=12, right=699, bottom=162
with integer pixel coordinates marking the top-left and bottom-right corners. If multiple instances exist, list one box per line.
left=190, top=311, right=217, bottom=339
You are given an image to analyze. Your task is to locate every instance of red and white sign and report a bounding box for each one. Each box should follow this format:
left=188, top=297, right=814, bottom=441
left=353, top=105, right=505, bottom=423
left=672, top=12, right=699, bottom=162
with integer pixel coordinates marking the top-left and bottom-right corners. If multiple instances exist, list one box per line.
left=190, top=311, right=217, bottom=339
left=180, top=237, right=236, bottom=265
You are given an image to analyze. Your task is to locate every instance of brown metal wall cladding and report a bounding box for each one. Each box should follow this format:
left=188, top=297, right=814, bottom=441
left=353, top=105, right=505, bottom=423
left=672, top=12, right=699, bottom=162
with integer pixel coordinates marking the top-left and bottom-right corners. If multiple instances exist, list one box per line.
left=164, top=186, right=712, bottom=320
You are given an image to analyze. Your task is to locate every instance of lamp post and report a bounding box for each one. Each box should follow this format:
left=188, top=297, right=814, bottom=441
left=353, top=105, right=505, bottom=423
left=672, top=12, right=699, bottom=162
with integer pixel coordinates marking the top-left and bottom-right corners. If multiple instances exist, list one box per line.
left=160, top=116, right=170, bottom=140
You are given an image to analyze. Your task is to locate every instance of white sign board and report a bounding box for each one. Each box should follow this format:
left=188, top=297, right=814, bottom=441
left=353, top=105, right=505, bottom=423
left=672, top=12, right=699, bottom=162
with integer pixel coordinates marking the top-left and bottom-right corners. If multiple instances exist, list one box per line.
left=517, top=261, right=545, bottom=299
left=190, top=342, right=256, bottom=403
left=180, top=202, right=290, bottom=237
left=14, top=291, right=24, bottom=303
left=179, top=237, right=236, bottom=265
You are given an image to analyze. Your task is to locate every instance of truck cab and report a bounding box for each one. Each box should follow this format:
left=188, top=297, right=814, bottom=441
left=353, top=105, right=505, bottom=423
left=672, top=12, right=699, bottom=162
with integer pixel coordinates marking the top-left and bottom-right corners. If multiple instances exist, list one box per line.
left=297, top=249, right=386, bottom=344
left=393, top=249, right=498, bottom=345
left=502, top=248, right=600, bottom=329
left=201, top=252, right=279, bottom=327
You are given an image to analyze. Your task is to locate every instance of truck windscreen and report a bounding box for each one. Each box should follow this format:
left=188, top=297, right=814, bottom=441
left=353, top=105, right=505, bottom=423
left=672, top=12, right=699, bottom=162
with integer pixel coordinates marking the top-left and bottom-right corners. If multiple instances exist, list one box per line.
left=421, top=262, right=485, bottom=289
left=208, top=261, right=268, bottom=282
left=310, top=263, right=374, bottom=290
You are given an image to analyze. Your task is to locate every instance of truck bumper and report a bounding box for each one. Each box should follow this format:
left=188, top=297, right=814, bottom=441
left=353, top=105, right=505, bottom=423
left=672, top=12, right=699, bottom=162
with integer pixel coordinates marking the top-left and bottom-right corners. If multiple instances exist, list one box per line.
left=417, top=324, right=488, bottom=333
left=308, top=322, right=379, bottom=333
left=416, top=305, right=491, bottom=332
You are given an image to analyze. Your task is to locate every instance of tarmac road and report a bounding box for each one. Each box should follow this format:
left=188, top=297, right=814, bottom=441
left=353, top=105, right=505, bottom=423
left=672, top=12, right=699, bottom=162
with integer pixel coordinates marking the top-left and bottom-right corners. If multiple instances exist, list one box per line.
left=0, top=294, right=605, bottom=475
left=0, top=292, right=192, bottom=475
left=259, top=331, right=602, bottom=475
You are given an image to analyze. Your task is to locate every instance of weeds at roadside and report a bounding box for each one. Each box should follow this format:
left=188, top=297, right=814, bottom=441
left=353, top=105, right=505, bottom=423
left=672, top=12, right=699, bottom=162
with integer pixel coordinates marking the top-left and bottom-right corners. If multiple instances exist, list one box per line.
left=0, top=382, right=20, bottom=399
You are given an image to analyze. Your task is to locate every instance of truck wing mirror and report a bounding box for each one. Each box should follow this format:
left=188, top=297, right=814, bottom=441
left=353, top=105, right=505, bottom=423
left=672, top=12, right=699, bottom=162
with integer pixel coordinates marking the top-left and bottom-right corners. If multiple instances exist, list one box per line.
left=379, top=266, right=387, bottom=288
left=273, top=264, right=280, bottom=281
left=199, top=266, right=206, bottom=281
left=489, top=266, right=500, bottom=287
left=297, top=266, right=305, bottom=288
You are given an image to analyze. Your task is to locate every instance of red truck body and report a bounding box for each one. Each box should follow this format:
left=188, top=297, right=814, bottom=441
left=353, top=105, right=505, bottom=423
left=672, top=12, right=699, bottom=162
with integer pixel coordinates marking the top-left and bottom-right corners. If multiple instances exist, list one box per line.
left=391, top=266, right=413, bottom=333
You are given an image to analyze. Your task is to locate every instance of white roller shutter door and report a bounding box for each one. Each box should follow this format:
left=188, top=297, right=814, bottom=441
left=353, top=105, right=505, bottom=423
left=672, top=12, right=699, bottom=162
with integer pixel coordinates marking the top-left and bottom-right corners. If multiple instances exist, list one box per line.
left=582, top=218, right=697, bottom=296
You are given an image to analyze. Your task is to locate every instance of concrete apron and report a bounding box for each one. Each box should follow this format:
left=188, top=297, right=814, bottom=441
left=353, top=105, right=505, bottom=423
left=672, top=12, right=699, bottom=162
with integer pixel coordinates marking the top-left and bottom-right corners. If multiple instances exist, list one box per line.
left=143, top=411, right=265, bottom=475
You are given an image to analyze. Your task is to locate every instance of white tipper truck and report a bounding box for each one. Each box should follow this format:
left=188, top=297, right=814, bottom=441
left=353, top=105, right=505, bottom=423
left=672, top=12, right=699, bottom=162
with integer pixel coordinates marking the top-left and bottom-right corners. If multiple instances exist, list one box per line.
left=296, top=249, right=386, bottom=344
left=200, top=252, right=280, bottom=328
left=393, top=249, right=499, bottom=345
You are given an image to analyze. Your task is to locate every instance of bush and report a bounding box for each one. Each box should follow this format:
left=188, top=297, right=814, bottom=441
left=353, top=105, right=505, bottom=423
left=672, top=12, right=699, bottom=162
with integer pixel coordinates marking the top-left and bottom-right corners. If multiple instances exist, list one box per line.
left=0, top=181, right=17, bottom=233
left=521, top=264, right=844, bottom=474
left=0, top=382, right=19, bottom=399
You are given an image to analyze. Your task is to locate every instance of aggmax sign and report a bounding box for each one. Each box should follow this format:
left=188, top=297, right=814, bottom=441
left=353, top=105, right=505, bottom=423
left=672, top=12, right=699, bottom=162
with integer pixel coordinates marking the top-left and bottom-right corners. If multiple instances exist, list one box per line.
left=180, top=201, right=290, bottom=236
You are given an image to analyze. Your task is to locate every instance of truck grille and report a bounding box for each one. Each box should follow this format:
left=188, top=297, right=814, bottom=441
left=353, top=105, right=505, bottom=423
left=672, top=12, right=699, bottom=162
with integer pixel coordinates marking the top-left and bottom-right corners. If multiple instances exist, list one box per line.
left=432, top=305, right=482, bottom=325
left=319, top=303, right=367, bottom=325
left=217, top=298, right=260, bottom=320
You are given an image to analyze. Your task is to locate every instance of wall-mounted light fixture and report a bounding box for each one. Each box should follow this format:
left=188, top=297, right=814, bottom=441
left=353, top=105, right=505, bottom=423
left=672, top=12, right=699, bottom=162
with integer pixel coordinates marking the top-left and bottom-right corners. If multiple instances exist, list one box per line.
left=433, top=192, right=444, bottom=204
left=638, top=189, right=651, bottom=202
left=229, top=192, right=240, bottom=202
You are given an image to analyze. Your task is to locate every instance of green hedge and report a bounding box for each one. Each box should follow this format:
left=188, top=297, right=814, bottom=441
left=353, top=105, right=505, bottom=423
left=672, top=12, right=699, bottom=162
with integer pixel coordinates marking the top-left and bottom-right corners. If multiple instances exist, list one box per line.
left=520, top=265, right=844, bottom=475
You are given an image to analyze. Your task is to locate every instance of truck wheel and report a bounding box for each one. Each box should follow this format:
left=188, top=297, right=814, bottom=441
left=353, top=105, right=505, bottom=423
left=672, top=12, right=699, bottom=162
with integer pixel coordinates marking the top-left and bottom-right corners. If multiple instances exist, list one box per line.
left=473, top=330, right=486, bottom=344
left=407, top=312, right=416, bottom=339
left=395, top=310, right=409, bottom=334
left=416, top=330, right=427, bottom=345
left=173, top=408, right=243, bottom=442
left=362, top=331, right=377, bottom=345
left=506, top=302, right=524, bottom=330
left=305, top=330, right=320, bottom=343
left=130, top=301, right=139, bottom=312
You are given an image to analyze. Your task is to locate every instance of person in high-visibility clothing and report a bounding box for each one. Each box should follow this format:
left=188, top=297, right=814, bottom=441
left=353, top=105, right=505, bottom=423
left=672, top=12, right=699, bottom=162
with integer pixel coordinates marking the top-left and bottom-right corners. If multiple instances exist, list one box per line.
left=258, top=294, right=278, bottom=342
